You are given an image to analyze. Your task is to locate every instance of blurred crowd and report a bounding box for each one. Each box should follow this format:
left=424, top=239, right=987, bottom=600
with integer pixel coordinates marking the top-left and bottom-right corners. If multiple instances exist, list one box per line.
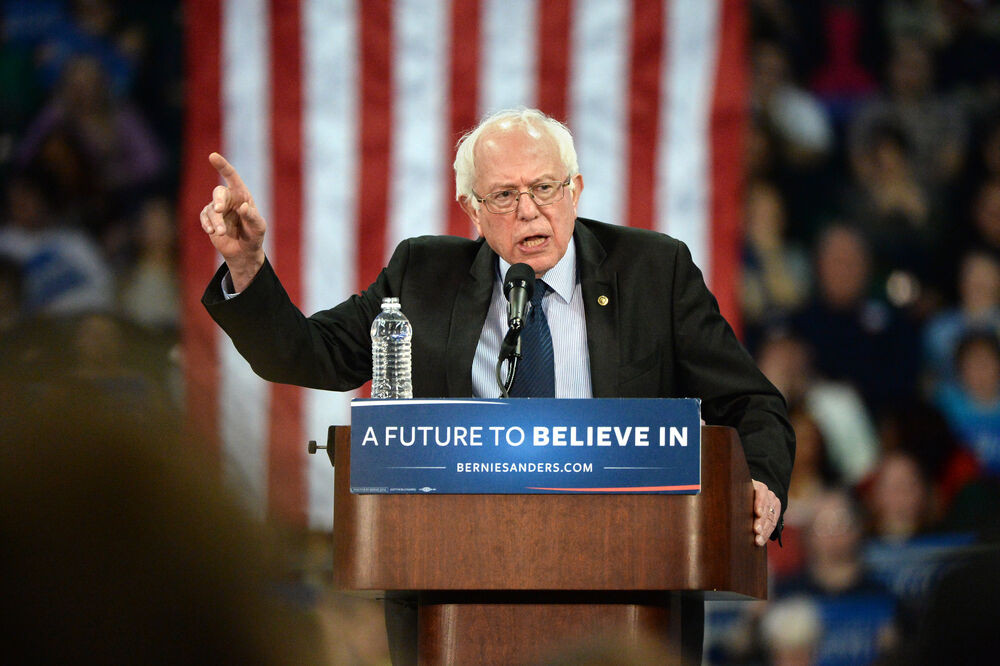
left=0, top=0, right=183, bottom=411
left=5, top=1, right=1000, bottom=664
left=711, top=1, right=1000, bottom=664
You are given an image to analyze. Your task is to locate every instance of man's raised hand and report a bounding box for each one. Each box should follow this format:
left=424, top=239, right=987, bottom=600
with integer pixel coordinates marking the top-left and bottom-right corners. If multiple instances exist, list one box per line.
left=199, top=153, right=267, bottom=292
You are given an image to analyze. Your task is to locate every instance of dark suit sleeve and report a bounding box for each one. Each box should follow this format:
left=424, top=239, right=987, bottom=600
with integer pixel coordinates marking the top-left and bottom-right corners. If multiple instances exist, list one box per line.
left=670, top=241, right=795, bottom=523
left=201, top=242, right=413, bottom=391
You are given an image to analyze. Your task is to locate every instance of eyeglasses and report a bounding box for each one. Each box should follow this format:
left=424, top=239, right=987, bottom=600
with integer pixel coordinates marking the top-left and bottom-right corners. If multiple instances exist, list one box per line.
left=472, top=177, right=571, bottom=214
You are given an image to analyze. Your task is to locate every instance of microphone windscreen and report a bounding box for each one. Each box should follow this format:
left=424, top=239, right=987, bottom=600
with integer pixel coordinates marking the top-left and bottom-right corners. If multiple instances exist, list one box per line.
left=503, top=263, right=535, bottom=301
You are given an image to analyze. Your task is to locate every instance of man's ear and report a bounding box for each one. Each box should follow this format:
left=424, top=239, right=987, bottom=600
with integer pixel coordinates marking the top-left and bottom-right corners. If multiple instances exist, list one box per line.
left=459, top=195, right=483, bottom=236
left=570, top=173, right=584, bottom=211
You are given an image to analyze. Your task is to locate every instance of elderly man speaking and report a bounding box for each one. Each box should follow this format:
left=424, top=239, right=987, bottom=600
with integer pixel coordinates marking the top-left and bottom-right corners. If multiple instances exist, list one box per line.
left=200, top=108, right=794, bottom=663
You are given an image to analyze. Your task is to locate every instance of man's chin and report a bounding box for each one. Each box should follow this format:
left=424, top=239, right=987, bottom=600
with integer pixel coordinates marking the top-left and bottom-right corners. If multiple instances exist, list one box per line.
left=525, top=259, right=556, bottom=277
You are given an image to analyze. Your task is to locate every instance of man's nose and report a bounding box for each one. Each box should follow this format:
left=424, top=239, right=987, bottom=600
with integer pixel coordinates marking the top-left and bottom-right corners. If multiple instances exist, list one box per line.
left=515, top=190, right=540, bottom=218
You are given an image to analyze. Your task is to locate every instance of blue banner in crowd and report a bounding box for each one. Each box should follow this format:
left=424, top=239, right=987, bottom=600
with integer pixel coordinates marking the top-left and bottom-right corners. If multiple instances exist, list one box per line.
left=350, top=398, right=701, bottom=494
left=863, top=532, right=977, bottom=605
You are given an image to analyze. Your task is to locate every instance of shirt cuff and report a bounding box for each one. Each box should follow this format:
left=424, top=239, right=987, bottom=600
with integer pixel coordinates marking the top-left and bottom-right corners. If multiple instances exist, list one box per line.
left=221, top=271, right=239, bottom=300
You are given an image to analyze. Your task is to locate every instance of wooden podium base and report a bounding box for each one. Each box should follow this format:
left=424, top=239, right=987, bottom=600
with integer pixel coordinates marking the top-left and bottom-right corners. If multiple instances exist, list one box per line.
left=416, top=592, right=700, bottom=665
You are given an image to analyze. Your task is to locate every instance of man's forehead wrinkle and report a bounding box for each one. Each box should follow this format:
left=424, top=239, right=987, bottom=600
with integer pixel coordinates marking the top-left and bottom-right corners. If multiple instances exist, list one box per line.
left=473, top=128, right=563, bottom=191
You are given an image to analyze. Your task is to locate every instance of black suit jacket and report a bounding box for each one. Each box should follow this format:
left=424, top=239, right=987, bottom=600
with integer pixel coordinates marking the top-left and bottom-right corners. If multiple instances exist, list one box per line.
left=204, top=217, right=794, bottom=515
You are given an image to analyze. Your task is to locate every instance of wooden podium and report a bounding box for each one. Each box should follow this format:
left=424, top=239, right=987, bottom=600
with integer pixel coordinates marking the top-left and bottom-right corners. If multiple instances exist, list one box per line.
left=326, top=425, right=766, bottom=664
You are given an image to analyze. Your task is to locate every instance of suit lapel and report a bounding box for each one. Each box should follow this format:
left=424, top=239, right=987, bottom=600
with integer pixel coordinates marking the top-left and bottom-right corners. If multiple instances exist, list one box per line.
left=575, top=221, right=619, bottom=397
left=446, top=239, right=495, bottom=396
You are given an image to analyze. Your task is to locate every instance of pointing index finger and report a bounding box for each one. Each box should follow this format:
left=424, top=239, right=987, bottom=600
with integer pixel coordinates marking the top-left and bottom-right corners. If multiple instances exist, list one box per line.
left=209, top=152, right=248, bottom=193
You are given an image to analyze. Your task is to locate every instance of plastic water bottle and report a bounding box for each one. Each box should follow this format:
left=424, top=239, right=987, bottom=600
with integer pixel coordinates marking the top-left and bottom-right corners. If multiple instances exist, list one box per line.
left=370, top=297, right=413, bottom=399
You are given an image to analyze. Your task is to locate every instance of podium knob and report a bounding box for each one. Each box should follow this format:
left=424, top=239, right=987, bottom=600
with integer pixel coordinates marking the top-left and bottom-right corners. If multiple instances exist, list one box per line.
left=307, top=426, right=339, bottom=468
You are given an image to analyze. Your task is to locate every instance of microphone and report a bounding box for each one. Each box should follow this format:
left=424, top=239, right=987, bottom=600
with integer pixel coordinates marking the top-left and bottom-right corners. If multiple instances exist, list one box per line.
left=503, top=263, right=535, bottom=331
left=498, top=263, right=534, bottom=395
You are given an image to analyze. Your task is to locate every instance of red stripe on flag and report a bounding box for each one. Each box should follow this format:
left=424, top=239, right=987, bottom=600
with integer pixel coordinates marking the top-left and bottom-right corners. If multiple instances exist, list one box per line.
left=267, top=0, right=306, bottom=525
left=358, top=2, right=393, bottom=290
left=537, top=0, right=572, bottom=122
left=180, top=0, right=222, bottom=462
left=446, top=0, right=481, bottom=238
left=709, top=0, right=746, bottom=333
left=626, top=0, right=665, bottom=230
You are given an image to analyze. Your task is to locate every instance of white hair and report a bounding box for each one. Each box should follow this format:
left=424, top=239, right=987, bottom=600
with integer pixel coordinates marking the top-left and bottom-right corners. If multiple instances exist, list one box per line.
left=453, top=108, right=579, bottom=210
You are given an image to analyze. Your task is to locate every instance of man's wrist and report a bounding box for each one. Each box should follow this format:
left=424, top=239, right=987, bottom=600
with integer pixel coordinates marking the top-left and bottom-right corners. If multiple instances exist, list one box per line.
left=227, top=253, right=265, bottom=293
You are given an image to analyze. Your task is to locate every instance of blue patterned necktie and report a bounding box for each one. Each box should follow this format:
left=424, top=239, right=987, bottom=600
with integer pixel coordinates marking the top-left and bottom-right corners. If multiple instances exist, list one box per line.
left=510, top=279, right=555, bottom=397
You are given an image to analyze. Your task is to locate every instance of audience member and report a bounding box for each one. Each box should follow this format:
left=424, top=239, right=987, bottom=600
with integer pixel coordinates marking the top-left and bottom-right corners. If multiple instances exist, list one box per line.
left=934, top=330, right=1000, bottom=478
left=923, top=250, right=1000, bottom=383
left=16, top=55, right=165, bottom=208
left=768, top=407, right=839, bottom=583
left=848, top=34, right=967, bottom=190
left=752, top=40, right=834, bottom=166
left=757, top=332, right=878, bottom=485
left=865, top=450, right=937, bottom=543
left=805, top=1, right=879, bottom=111
left=741, top=180, right=811, bottom=348
left=967, top=177, right=1000, bottom=256
left=844, top=122, right=941, bottom=295
left=777, top=489, right=890, bottom=599
left=774, top=489, right=898, bottom=666
left=875, top=399, right=981, bottom=522
left=119, top=196, right=180, bottom=332
left=789, top=224, right=921, bottom=418
left=0, top=170, right=114, bottom=315
left=6, top=0, right=137, bottom=96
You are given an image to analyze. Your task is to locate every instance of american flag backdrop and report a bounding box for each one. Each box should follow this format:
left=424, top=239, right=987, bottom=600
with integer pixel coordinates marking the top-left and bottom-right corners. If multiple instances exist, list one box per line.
left=180, top=0, right=747, bottom=528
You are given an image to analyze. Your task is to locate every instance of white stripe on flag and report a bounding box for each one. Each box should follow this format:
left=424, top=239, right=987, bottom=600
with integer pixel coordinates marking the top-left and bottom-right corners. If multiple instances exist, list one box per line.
left=303, top=0, right=359, bottom=529
left=569, top=0, right=630, bottom=227
left=220, top=0, right=272, bottom=518
left=479, top=0, right=538, bottom=114
left=657, top=0, right=719, bottom=276
left=388, top=0, right=450, bottom=252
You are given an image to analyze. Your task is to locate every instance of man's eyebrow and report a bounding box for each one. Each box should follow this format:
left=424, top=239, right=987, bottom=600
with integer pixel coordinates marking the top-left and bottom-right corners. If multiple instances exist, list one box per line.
left=483, top=174, right=562, bottom=192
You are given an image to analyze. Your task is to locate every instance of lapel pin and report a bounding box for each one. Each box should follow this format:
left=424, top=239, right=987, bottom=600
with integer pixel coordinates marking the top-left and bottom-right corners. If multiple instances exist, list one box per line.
left=597, top=295, right=609, bottom=306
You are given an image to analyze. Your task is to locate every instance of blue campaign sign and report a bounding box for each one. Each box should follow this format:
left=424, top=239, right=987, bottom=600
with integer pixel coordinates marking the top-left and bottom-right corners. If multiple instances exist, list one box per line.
left=349, top=398, right=701, bottom=494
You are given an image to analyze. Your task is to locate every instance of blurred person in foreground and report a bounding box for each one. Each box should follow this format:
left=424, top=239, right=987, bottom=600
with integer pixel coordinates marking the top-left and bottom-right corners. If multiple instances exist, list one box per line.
left=197, top=108, right=795, bottom=664
left=0, top=388, right=324, bottom=665
left=914, top=528, right=1000, bottom=666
